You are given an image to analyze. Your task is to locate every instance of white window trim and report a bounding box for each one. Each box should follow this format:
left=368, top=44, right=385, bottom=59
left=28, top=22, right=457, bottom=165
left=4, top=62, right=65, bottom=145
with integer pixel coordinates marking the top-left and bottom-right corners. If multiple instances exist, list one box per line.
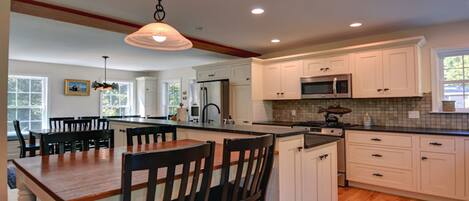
left=161, top=79, right=182, bottom=116
left=7, top=75, right=48, bottom=135
left=99, top=80, right=135, bottom=116
left=431, top=47, right=469, bottom=113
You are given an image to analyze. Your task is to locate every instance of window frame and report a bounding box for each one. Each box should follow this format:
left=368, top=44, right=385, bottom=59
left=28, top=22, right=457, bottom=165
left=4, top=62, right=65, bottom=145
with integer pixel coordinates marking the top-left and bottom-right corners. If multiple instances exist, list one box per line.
left=163, top=79, right=182, bottom=116
left=7, top=75, right=48, bottom=137
left=100, top=81, right=135, bottom=117
left=432, top=48, right=469, bottom=113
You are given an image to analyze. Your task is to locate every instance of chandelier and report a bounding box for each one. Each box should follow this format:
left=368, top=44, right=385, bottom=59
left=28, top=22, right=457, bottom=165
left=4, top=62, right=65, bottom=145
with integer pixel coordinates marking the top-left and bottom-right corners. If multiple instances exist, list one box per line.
left=92, top=56, right=118, bottom=91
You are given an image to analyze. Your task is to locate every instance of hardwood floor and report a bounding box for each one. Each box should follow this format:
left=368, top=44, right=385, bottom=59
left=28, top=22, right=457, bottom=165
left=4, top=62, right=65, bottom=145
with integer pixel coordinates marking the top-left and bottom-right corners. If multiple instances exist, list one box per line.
left=339, top=187, right=419, bottom=201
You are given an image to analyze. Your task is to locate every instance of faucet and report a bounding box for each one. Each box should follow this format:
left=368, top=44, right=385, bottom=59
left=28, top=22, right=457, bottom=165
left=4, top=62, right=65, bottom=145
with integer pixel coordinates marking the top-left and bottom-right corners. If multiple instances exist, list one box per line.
left=201, top=103, right=221, bottom=123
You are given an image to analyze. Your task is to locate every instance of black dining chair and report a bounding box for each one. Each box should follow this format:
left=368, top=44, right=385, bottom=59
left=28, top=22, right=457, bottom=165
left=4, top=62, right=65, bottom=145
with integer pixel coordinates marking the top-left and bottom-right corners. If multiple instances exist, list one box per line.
left=209, top=134, right=276, bottom=201
left=13, top=120, right=40, bottom=158
left=63, top=119, right=92, bottom=132
left=49, top=117, right=75, bottom=131
left=97, top=118, right=110, bottom=130
left=126, top=125, right=177, bottom=146
left=121, top=141, right=216, bottom=201
left=41, top=129, right=114, bottom=155
left=79, top=116, right=100, bottom=129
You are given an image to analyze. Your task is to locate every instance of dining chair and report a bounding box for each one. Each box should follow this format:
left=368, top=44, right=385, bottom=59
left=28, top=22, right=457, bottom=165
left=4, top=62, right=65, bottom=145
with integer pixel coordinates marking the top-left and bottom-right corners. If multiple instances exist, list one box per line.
left=209, top=134, right=276, bottom=201
left=121, top=141, right=216, bottom=201
left=63, top=119, right=92, bottom=132
left=97, top=118, right=110, bottom=130
left=126, top=125, right=177, bottom=146
left=49, top=117, right=75, bottom=131
left=41, top=129, right=114, bottom=155
left=79, top=116, right=100, bottom=129
left=13, top=120, right=40, bottom=158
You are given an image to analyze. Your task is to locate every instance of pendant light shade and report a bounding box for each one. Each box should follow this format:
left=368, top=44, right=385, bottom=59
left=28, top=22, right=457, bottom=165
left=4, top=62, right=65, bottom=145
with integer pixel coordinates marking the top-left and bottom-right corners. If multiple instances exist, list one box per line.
left=125, top=22, right=192, bottom=51
left=124, top=0, right=192, bottom=51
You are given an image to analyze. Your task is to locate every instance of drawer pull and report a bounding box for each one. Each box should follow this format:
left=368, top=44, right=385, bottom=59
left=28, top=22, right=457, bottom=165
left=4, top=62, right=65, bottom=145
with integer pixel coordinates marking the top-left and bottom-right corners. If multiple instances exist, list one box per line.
left=370, top=138, right=382, bottom=142
left=208, top=74, right=215, bottom=77
left=371, top=154, right=383, bottom=158
left=421, top=156, right=428, bottom=160
left=372, top=173, right=383, bottom=177
left=319, top=154, right=329, bottom=160
left=119, top=129, right=126, bottom=132
left=297, top=147, right=303, bottom=152
left=429, top=142, right=442, bottom=146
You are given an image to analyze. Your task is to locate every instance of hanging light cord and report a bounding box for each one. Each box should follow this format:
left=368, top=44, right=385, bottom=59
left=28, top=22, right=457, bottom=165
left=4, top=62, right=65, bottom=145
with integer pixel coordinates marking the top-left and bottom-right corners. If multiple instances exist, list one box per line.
left=153, top=0, right=166, bottom=22
left=103, top=56, right=109, bottom=83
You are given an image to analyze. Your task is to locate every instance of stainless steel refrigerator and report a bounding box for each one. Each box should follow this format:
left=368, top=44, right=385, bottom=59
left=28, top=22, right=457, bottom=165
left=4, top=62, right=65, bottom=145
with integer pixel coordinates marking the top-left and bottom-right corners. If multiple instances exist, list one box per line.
left=198, top=79, right=230, bottom=124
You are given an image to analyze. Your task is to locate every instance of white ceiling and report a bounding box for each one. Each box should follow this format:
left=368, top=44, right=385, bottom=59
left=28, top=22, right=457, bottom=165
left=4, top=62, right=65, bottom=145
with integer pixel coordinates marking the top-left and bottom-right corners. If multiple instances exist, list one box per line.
left=34, top=0, right=469, bottom=53
left=9, top=13, right=236, bottom=71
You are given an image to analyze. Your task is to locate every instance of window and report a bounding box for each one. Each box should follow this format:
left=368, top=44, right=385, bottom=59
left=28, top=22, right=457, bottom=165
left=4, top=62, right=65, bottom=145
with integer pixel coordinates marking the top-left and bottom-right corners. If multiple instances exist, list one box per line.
left=164, top=80, right=181, bottom=115
left=101, top=81, right=134, bottom=116
left=438, top=51, right=469, bottom=112
left=7, top=76, right=48, bottom=136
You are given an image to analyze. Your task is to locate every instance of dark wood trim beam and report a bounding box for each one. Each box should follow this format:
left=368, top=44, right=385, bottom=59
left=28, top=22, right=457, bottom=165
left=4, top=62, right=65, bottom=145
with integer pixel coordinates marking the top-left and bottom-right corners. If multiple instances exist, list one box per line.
left=11, top=0, right=261, bottom=58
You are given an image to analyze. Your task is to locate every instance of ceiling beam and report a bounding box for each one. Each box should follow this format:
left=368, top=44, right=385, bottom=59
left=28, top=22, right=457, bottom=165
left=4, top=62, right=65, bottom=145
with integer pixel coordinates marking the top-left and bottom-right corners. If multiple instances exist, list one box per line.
left=11, top=0, right=261, bottom=58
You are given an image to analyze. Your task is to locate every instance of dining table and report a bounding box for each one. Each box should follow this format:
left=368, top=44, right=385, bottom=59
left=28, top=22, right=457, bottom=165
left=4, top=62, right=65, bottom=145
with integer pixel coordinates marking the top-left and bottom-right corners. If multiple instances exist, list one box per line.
left=13, top=139, right=241, bottom=201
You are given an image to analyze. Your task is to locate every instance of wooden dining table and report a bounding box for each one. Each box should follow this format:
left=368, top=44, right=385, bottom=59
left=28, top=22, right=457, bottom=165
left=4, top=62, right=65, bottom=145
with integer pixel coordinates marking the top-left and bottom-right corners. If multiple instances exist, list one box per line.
left=13, top=139, right=240, bottom=201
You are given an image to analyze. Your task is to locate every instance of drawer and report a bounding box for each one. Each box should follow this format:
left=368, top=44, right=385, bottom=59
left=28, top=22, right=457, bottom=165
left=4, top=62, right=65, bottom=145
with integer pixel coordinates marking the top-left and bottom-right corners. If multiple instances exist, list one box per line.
left=420, top=136, right=455, bottom=153
left=347, top=145, right=413, bottom=170
left=346, top=131, right=412, bottom=148
left=348, top=163, right=415, bottom=191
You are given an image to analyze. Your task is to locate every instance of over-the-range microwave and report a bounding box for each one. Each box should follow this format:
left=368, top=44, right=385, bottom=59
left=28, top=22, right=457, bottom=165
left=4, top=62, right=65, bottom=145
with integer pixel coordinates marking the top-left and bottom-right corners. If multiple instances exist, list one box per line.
left=301, top=74, right=352, bottom=99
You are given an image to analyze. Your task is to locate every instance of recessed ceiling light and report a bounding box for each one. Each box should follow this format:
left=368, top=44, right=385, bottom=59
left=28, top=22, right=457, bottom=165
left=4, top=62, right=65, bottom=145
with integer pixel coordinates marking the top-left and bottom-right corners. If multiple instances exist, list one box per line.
left=271, top=39, right=280, bottom=43
left=349, top=22, right=363, bottom=28
left=251, top=8, right=265, bottom=15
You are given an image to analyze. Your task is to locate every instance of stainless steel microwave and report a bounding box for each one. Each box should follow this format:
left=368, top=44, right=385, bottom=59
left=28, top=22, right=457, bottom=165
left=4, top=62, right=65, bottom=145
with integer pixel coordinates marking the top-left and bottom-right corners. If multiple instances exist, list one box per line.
left=301, top=74, right=352, bottom=99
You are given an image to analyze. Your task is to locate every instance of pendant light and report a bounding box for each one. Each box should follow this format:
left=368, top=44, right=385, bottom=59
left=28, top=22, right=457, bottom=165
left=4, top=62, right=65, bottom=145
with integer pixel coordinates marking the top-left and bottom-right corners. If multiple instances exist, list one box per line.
left=124, top=0, right=193, bottom=51
left=92, top=56, right=118, bottom=91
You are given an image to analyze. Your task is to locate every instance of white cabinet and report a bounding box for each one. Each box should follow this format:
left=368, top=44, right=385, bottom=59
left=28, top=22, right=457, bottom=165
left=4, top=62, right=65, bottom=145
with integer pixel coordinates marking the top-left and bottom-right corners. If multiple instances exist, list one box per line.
left=420, top=152, right=456, bottom=197
left=352, top=46, right=420, bottom=98
left=231, top=64, right=251, bottom=85
left=137, top=77, right=157, bottom=117
left=263, top=60, right=302, bottom=100
left=303, top=55, right=350, bottom=77
left=197, top=68, right=230, bottom=82
left=278, top=136, right=337, bottom=201
left=302, top=143, right=338, bottom=201
left=230, top=85, right=252, bottom=125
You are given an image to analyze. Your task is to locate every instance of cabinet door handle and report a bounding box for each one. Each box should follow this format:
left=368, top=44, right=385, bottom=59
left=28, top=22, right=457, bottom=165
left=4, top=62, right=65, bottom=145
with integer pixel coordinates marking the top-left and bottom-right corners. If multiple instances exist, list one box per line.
left=421, top=156, right=428, bottom=160
left=371, top=154, right=383, bottom=158
left=208, top=74, right=215, bottom=77
left=119, top=129, right=126, bottom=133
left=276, top=92, right=280, bottom=95
left=325, top=67, right=330, bottom=71
left=246, top=77, right=250, bottom=81
left=242, top=121, right=250, bottom=124
left=297, top=147, right=303, bottom=152
left=384, top=88, right=390, bottom=91
left=320, top=68, right=325, bottom=71
left=377, top=89, right=383, bottom=92
left=370, top=138, right=382, bottom=142
left=372, top=173, right=383, bottom=177
left=280, top=92, right=284, bottom=95
left=319, top=154, right=329, bottom=160
left=429, top=142, right=442, bottom=146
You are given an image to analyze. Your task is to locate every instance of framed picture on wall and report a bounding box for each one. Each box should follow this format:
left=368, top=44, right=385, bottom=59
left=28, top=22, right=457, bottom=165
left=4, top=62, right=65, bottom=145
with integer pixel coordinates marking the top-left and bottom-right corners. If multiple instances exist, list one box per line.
left=64, top=79, right=90, bottom=96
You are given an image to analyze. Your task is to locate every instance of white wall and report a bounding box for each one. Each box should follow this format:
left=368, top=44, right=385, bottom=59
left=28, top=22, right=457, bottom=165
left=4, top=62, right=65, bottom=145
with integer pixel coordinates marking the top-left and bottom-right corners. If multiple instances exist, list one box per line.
left=261, top=20, right=469, bottom=93
left=1, top=0, right=10, bottom=199
left=147, top=68, right=196, bottom=116
left=8, top=60, right=146, bottom=118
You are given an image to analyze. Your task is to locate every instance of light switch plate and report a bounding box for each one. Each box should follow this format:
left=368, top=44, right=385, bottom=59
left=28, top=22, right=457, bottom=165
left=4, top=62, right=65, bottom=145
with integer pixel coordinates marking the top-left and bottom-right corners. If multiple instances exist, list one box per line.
left=408, top=111, right=420, bottom=119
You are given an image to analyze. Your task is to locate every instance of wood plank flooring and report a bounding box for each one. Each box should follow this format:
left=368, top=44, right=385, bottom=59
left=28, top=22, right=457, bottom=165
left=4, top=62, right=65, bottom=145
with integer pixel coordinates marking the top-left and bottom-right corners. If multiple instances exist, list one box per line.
left=339, top=187, right=419, bottom=201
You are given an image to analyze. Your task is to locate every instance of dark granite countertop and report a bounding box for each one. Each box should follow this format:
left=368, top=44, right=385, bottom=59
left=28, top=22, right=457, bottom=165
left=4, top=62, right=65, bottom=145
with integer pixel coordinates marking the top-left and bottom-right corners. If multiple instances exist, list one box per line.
left=347, top=126, right=469, bottom=137
left=304, top=134, right=341, bottom=149
left=252, top=121, right=296, bottom=127
left=109, top=118, right=307, bottom=137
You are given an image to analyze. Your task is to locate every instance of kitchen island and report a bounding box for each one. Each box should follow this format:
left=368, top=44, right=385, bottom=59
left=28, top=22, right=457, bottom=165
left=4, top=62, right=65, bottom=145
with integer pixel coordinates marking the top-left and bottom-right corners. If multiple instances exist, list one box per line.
left=109, top=118, right=340, bottom=201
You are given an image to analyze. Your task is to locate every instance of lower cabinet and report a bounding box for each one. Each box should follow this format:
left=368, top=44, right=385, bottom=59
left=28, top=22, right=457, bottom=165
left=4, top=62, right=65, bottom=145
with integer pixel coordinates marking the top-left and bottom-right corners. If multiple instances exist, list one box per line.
left=278, top=136, right=338, bottom=201
left=420, top=152, right=456, bottom=197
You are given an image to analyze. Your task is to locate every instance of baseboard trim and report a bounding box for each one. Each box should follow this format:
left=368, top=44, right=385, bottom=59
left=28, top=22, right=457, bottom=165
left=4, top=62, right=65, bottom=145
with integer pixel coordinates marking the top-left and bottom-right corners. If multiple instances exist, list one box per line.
left=349, top=181, right=465, bottom=201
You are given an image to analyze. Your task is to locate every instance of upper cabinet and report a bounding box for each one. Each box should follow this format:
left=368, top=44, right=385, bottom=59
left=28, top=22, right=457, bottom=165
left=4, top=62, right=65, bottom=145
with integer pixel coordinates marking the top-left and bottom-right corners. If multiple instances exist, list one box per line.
left=352, top=46, right=421, bottom=98
left=263, top=60, right=303, bottom=100
left=303, top=55, right=350, bottom=77
left=230, top=64, right=251, bottom=85
left=197, top=68, right=230, bottom=81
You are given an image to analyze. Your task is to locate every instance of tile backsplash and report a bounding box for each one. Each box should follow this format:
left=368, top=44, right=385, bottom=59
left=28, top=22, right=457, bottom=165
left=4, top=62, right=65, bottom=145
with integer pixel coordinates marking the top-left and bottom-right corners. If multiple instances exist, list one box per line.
left=272, top=93, right=469, bottom=130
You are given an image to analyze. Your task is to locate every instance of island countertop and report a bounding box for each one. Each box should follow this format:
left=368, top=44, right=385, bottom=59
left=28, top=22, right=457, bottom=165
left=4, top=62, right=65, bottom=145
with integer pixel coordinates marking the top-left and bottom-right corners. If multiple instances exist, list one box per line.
left=109, top=118, right=308, bottom=137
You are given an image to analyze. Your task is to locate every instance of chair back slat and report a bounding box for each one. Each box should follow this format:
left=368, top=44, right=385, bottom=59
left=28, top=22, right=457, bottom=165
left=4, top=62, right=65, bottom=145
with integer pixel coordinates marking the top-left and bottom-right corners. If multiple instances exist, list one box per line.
left=64, top=119, right=92, bottom=132
left=219, top=134, right=276, bottom=201
left=126, top=126, right=177, bottom=146
left=79, top=116, right=100, bottom=129
left=121, top=141, right=215, bottom=201
left=97, top=118, right=110, bottom=130
left=49, top=117, right=75, bottom=131
left=41, top=130, right=114, bottom=155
